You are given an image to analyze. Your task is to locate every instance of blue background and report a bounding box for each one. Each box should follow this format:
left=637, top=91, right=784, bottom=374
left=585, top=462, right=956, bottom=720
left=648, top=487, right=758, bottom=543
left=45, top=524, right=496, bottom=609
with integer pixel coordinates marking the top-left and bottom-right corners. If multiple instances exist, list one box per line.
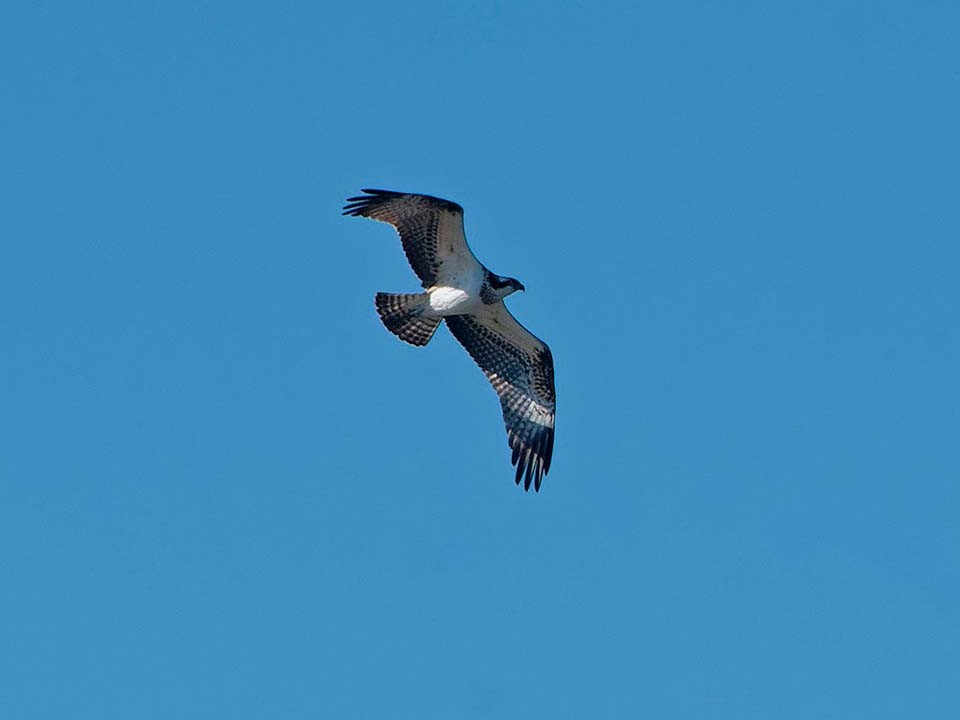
left=2, top=1, right=958, bottom=717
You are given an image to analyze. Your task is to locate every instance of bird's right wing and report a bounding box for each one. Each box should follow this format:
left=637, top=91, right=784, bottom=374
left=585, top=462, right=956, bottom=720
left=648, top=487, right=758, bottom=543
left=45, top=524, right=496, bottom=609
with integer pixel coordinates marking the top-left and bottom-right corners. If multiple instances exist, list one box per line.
left=342, top=189, right=477, bottom=287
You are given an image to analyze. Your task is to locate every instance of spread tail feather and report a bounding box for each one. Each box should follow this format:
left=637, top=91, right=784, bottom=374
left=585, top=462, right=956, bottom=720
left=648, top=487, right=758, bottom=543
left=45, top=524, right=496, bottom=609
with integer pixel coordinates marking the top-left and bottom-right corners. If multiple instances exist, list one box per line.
left=374, top=292, right=441, bottom=346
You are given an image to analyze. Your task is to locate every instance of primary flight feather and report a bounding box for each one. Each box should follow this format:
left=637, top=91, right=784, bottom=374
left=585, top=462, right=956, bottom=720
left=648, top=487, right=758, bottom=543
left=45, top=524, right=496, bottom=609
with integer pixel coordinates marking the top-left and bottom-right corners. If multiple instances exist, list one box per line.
left=342, top=189, right=556, bottom=491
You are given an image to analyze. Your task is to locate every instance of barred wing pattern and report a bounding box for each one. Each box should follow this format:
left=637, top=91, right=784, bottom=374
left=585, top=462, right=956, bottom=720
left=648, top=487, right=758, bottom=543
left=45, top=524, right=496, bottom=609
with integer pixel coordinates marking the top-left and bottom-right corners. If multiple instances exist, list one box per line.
left=445, top=305, right=556, bottom=492
left=342, top=189, right=471, bottom=287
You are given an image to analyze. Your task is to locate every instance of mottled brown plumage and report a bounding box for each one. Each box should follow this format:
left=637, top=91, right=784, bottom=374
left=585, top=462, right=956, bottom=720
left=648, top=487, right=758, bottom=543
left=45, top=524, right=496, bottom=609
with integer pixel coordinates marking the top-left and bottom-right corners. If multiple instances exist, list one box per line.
left=445, top=308, right=555, bottom=491
left=343, top=189, right=556, bottom=492
left=343, top=190, right=465, bottom=287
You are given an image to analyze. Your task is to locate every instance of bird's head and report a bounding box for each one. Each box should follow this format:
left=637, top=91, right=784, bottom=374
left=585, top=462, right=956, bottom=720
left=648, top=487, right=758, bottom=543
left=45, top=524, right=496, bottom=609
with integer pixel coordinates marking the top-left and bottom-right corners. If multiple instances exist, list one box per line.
left=489, top=273, right=525, bottom=299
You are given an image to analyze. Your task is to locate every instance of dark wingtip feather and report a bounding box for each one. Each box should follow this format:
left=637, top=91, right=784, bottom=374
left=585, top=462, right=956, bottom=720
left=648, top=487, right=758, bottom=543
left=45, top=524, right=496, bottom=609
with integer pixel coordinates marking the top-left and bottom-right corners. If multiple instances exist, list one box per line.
left=344, top=188, right=464, bottom=216
left=360, top=188, right=403, bottom=196
left=341, top=198, right=373, bottom=216
left=544, top=431, right=554, bottom=474
left=508, top=430, right=553, bottom=493
left=342, top=189, right=396, bottom=217
left=523, top=458, right=534, bottom=491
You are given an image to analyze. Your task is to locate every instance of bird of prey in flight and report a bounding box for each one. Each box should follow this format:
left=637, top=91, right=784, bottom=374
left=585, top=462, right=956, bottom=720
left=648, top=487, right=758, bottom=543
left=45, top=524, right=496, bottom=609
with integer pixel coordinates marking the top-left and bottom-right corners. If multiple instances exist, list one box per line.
left=343, top=189, right=556, bottom=491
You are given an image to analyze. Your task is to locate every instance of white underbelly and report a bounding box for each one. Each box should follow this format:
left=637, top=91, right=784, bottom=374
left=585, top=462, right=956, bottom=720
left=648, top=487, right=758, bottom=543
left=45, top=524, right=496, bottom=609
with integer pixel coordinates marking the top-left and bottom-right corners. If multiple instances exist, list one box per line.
left=426, top=255, right=484, bottom=316
left=427, top=286, right=480, bottom=315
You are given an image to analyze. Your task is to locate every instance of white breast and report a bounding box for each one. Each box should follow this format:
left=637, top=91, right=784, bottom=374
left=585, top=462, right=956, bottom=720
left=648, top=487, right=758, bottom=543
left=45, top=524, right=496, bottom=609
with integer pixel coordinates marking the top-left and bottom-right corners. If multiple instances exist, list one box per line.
left=426, top=259, right=484, bottom=316
left=428, top=286, right=473, bottom=314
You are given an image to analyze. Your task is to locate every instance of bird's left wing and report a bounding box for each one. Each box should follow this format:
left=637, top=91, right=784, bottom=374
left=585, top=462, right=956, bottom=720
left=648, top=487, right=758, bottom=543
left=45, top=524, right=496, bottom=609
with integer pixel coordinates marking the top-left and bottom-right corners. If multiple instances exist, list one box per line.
left=342, top=189, right=475, bottom=287
left=445, top=305, right=556, bottom=492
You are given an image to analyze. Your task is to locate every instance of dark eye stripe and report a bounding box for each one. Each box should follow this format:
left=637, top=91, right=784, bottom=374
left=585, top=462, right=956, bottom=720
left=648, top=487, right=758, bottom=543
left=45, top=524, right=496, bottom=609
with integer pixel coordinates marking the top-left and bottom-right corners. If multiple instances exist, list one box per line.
left=489, top=275, right=519, bottom=290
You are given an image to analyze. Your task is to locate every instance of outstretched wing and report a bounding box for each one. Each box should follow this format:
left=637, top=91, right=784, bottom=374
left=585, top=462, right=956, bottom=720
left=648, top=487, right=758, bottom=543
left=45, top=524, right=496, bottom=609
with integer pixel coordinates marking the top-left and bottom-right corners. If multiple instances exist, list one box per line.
left=342, top=189, right=475, bottom=287
left=445, top=305, right=556, bottom=492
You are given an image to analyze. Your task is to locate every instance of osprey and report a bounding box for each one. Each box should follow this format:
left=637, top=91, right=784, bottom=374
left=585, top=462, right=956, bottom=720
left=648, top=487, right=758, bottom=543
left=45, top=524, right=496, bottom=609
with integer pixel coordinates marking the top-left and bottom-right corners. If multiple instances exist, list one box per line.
left=343, top=189, right=556, bottom=491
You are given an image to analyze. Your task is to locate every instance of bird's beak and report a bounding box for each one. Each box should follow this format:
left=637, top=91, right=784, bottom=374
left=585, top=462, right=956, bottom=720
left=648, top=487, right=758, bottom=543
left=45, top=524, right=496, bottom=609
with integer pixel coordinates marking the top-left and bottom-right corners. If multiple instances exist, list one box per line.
left=516, top=282, right=526, bottom=292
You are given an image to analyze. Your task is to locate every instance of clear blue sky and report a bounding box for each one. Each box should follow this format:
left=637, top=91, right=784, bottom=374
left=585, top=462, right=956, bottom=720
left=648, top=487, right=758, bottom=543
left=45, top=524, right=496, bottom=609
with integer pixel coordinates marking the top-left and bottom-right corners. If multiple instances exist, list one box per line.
left=2, top=1, right=958, bottom=717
